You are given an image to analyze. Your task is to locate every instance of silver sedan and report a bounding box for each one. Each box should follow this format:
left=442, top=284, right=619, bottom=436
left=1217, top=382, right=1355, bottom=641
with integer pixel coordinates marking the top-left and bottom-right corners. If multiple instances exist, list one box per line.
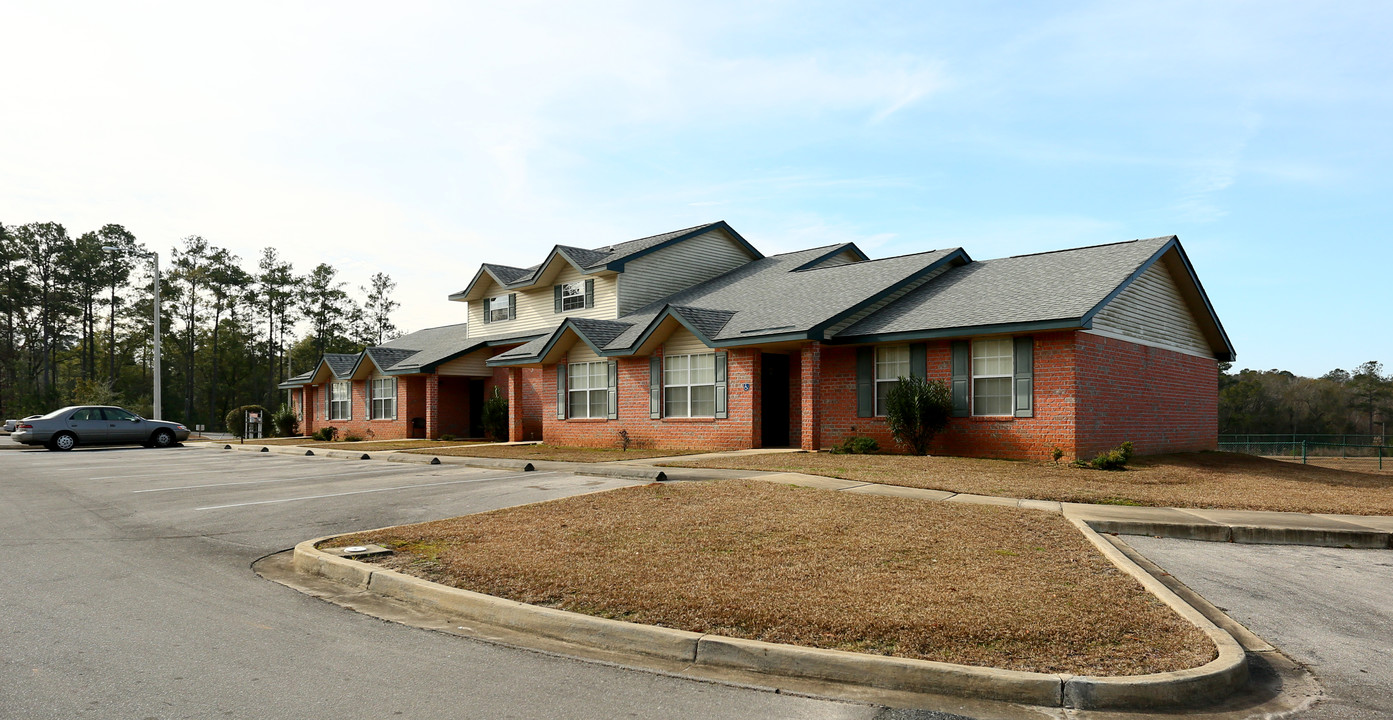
left=11, top=406, right=191, bottom=451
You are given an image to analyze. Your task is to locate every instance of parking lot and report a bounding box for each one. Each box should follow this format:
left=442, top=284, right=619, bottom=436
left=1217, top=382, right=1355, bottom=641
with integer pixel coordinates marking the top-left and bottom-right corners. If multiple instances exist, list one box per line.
left=0, top=441, right=891, bottom=720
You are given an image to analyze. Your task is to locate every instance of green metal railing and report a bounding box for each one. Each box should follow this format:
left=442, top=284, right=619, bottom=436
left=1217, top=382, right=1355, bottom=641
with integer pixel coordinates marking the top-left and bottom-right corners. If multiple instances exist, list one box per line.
left=1220, top=433, right=1388, bottom=446
left=1218, top=439, right=1387, bottom=469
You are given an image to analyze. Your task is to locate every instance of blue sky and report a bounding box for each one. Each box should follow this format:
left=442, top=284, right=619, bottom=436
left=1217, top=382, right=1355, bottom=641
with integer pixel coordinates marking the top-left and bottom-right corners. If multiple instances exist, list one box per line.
left=3, top=1, right=1389, bottom=377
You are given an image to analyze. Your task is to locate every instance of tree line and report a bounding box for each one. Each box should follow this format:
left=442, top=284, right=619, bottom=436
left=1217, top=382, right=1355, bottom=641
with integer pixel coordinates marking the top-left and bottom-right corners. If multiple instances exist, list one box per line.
left=1220, top=360, right=1392, bottom=438
left=0, top=221, right=401, bottom=429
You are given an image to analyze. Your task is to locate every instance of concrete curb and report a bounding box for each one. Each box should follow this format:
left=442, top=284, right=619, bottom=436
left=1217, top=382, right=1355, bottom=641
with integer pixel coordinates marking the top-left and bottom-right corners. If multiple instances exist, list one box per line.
left=1061, top=517, right=1250, bottom=709
left=575, top=466, right=667, bottom=482
left=292, top=528, right=1249, bottom=710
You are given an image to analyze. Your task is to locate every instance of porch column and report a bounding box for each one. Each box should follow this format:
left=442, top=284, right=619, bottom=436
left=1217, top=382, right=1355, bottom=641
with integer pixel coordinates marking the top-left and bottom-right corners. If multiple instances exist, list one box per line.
left=300, top=387, right=313, bottom=436
left=507, top=367, right=524, bottom=442
left=425, top=373, right=440, bottom=439
left=800, top=341, right=822, bottom=451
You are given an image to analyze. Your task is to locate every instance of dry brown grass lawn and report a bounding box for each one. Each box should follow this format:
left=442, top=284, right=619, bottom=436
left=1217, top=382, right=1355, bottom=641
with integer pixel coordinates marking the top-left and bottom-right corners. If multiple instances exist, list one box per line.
left=664, top=452, right=1393, bottom=515
left=402, top=444, right=702, bottom=462
left=337, top=480, right=1214, bottom=676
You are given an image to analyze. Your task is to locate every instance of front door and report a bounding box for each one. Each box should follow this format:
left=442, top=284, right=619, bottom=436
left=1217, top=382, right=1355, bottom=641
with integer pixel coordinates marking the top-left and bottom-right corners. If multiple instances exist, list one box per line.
left=102, top=407, right=146, bottom=442
left=760, top=353, right=790, bottom=447
left=468, top=379, right=486, bottom=438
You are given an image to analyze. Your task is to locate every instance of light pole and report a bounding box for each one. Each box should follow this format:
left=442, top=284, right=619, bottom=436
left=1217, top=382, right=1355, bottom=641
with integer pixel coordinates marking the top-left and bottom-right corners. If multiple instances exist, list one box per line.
left=105, top=245, right=162, bottom=420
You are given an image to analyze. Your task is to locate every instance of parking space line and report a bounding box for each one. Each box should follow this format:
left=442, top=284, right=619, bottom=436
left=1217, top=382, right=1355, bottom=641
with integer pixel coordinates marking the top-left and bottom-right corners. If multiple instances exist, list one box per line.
left=195, top=471, right=559, bottom=510
left=134, top=466, right=430, bottom=493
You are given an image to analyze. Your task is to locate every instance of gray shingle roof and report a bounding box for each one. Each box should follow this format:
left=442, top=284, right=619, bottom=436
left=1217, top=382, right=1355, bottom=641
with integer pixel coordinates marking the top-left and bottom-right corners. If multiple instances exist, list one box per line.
left=568, top=318, right=634, bottom=348
left=601, top=245, right=959, bottom=349
left=670, top=306, right=736, bottom=338
left=323, top=354, right=358, bottom=376
left=482, top=263, right=533, bottom=284
left=365, top=346, right=419, bottom=371
left=839, top=237, right=1174, bottom=338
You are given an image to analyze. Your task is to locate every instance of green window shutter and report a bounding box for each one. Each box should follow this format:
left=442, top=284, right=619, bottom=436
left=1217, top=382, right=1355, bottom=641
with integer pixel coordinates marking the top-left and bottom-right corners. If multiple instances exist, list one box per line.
left=909, top=343, right=927, bottom=379
left=607, top=360, right=618, bottom=420
left=1014, top=336, right=1033, bottom=418
left=554, top=285, right=563, bottom=313
left=584, top=279, right=594, bottom=309
left=714, top=351, right=728, bottom=419
left=951, top=340, right=969, bottom=417
left=856, top=347, right=873, bottom=418
left=556, top=364, right=566, bottom=420
left=649, top=356, right=661, bottom=419
left=507, top=293, right=516, bottom=320
left=481, top=299, right=490, bottom=324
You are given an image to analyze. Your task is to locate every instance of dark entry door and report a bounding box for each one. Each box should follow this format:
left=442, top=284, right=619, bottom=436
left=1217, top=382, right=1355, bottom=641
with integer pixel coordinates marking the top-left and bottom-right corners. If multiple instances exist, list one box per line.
left=468, top=379, right=486, bottom=438
left=761, top=354, right=790, bottom=447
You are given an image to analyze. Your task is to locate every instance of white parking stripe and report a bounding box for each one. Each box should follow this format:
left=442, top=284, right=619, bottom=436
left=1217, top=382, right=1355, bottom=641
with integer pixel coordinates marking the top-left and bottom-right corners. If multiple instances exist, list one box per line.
left=195, top=471, right=558, bottom=510
left=134, top=466, right=430, bottom=493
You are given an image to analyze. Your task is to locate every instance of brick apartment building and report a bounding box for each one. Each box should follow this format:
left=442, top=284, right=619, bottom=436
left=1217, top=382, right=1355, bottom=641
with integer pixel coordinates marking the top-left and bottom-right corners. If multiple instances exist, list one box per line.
left=281, top=221, right=1234, bottom=459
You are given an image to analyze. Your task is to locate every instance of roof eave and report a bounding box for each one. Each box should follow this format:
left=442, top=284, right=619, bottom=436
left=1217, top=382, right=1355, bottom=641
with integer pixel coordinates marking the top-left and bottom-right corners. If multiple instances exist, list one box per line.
left=831, top=318, right=1085, bottom=345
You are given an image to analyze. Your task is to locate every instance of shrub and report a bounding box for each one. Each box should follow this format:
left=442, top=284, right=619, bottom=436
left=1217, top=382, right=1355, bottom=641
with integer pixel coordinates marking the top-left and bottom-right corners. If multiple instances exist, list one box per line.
left=313, top=426, right=338, bottom=442
left=272, top=405, right=299, bottom=438
left=342, top=432, right=364, bottom=442
left=829, top=435, right=880, bottom=454
left=440, top=433, right=456, bottom=442
left=884, top=376, right=953, bottom=456
left=225, top=404, right=269, bottom=439
left=1051, top=446, right=1064, bottom=465
left=481, top=387, right=508, bottom=441
left=618, top=429, right=632, bottom=451
left=1076, top=441, right=1135, bottom=471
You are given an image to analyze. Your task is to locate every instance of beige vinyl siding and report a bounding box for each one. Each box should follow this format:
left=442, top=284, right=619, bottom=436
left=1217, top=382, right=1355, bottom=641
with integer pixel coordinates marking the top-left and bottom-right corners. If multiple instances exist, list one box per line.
left=436, top=348, right=495, bottom=376
left=824, top=264, right=953, bottom=339
left=809, top=249, right=863, bottom=269
left=468, top=265, right=618, bottom=335
left=566, top=339, right=602, bottom=363
left=663, top=326, right=712, bottom=356
left=1088, top=261, right=1211, bottom=357
left=617, top=229, right=757, bottom=315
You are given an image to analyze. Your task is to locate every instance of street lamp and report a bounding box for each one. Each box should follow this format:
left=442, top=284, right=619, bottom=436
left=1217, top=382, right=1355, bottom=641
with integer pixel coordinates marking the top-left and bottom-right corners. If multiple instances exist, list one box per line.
left=105, top=245, right=162, bottom=420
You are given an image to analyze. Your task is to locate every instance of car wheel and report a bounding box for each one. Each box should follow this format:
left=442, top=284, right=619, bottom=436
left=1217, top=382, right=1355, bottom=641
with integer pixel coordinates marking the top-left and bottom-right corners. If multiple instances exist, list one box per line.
left=49, top=432, right=76, bottom=452
left=151, top=429, right=175, bottom=448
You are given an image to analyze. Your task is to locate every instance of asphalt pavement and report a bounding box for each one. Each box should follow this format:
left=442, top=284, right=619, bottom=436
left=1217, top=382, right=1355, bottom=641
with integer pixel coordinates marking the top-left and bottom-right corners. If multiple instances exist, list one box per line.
left=1125, top=536, right=1393, bottom=720
left=0, top=443, right=904, bottom=720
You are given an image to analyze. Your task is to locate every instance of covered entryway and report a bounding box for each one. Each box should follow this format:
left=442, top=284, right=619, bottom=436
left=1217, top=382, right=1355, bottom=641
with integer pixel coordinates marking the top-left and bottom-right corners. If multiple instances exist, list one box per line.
left=760, top=353, right=791, bottom=447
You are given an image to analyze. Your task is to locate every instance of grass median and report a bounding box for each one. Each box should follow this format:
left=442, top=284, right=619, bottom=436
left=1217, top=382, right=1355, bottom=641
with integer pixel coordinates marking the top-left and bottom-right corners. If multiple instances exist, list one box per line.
left=663, top=451, right=1393, bottom=516
left=402, top=443, right=703, bottom=462
left=336, top=479, right=1214, bottom=676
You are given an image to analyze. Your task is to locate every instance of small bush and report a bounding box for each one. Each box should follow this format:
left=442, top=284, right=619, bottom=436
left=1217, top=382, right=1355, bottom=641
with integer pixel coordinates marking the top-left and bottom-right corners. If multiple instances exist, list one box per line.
left=1051, top=446, right=1064, bottom=465
left=440, top=433, right=456, bottom=442
left=618, top=429, right=632, bottom=451
left=342, top=432, right=364, bottom=442
left=313, top=426, right=338, bottom=442
left=225, top=404, right=269, bottom=439
left=829, top=435, right=880, bottom=454
left=481, top=387, right=508, bottom=441
left=272, top=405, right=299, bottom=438
left=1076, top=441, right=1135, bottom=471
left=885, top=376, right=953, bottom=456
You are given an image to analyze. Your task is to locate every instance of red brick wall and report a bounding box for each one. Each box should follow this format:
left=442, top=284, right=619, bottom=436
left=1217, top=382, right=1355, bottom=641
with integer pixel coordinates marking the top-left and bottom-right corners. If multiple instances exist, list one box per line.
left=817, top=333, right=1081, bottom=460
left=301, top=377, right=421, bottom=441
left=541, top=350, right=759, bottom=450
left=1074, top=332, right=1218, bottom=456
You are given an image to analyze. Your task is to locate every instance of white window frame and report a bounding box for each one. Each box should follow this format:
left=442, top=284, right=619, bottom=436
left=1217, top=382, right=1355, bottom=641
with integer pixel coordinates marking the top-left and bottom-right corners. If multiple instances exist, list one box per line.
left=663, top=353, right=717, bottom=418
left=486, top=295, right=510, bottom=322
left=329, top=381, right=351, bottom=421
left=566, top=361, right=608, bottom=419
left=971, top=338, right=1014, bottom=417
left=370, top=377, right=397, bottom=420
left=559, top=281, right=585, bottom=312
left=874, top=345, right=910, bottom=417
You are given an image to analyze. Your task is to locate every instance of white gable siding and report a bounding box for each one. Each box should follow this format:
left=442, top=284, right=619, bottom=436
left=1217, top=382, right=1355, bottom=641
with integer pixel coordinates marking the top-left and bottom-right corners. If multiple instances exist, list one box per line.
left=824, top=264, right=952, bottom=339
left=617, top=229, right=755, bottom=315
left=566, top=339, right=602, bottom=363
left=468, top=265, right=618, bottom=335
left=1087, top=261, right=1211, bottom=357
left=663, top=326, right=711, bottom=356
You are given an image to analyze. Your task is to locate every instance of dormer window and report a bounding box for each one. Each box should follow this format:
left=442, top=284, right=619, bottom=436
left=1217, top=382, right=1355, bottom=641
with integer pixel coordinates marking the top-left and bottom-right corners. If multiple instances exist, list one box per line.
left=485, top=295, right=514, bottom=323
left=560, top=281, right=585, bottom=311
